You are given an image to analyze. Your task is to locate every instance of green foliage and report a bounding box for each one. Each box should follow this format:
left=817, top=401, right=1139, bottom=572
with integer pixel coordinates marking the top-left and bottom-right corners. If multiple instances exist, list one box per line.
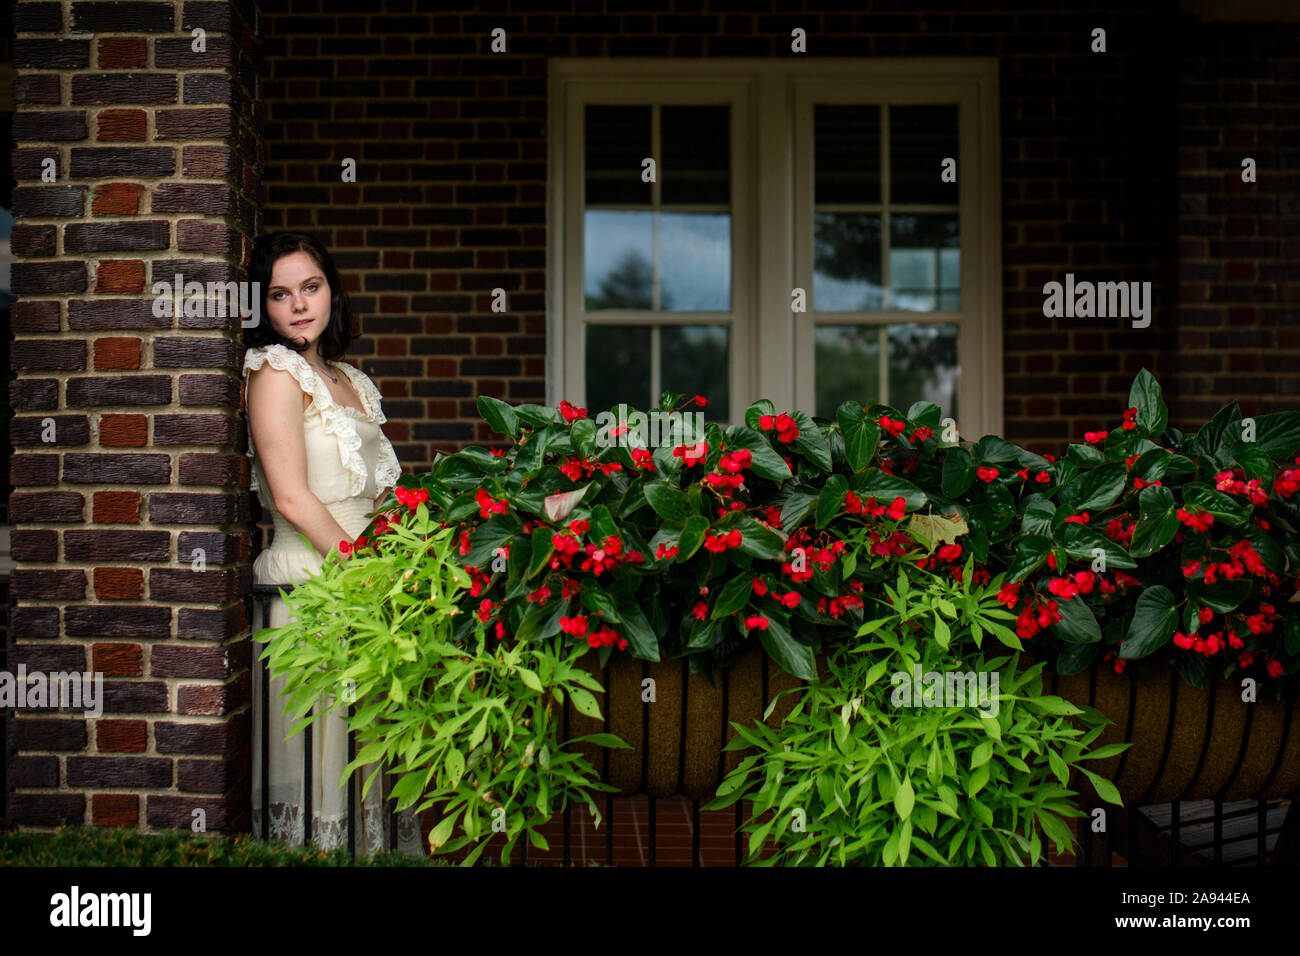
left=706, top=562, right=1125, bottom=866
left=257, top=502, right=629, bottom=865
left=0, top=827, right=445, bottom=867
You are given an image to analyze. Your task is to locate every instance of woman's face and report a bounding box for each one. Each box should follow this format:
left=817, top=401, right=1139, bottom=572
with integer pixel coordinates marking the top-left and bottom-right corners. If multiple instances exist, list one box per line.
left=265, top=250, right=331, bottom=348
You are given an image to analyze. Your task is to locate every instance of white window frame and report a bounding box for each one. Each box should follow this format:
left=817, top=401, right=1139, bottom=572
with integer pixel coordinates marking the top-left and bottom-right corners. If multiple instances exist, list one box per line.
left=547, top=58, right=1002, bottom=439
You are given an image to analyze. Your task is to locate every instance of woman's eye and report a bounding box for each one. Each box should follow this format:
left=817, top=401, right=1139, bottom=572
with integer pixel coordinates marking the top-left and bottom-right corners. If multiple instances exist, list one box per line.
left=306, top=284, right=319, bottom=293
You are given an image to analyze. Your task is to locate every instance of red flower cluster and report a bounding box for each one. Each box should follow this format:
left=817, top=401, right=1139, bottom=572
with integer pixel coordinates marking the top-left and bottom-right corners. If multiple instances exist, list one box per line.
left=630, top=447, right=657, bottom=472
left=1015, top=599, right=1063, bottom=641
left=561, top=613, right=628, bottom=650
left=816, top=593, right=865, bottom=619
left=1016, top=467, right=1052, bottom=484
left=1177, top=508, right=1214, bottom=533
left=867, top=529, right=914, bottom=559
left=671, top=441, right=708, bottom=466
left=703, top=471, right=746, bottom=496
left=558, top=400, right=588, bottom=424
left=395, top=486, right=429, bottom=513
left=977, top=466, right=999, bottom=483
left=560, top=455, right=623, bottom=482
left=1105, top=515, right=1136, bottom=547
left=743, top=615, right=770, bottom=630
left=909, top=425, right=933, bottom=443
left=1047, top=571, right=1095, bottom=600
left=655, top=541, right=679, bottom=560
left=1084, top=430, right=1106, bottom=444
left=719, top=448, right=752, bottom=472
left=704, top=529, right=744, bottom=552
left=844, top=492, right=907, bottom=521
left=1121, top=407, right=1138, bottom=431
left=475, top=487, right=509, bottom=519
left=877, top=415, right=906, bottom=437
left=1214, top=469, right=1273, bottom=505
left=758, top=413, right=800, bottom=443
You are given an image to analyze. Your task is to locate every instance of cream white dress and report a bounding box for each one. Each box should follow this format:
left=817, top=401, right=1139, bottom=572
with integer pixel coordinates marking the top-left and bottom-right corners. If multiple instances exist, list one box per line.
left=244, top=342, right=421, bottom=855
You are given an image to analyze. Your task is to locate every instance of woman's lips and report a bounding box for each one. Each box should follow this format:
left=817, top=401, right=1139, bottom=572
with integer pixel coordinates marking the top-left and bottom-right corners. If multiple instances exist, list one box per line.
left=291, top=318, right=313, bottom=328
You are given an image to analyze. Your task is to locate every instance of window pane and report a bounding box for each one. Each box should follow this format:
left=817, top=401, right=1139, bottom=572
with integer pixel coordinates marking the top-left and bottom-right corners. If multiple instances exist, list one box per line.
left=586, top=325, right=651, bottom=411
left=890, top=104, right=959, bottom=205
left=814, top=325, right=882, bottom=419
left=661, top=325, right=730, bottom=422
left=661, top=105, right=730, bottom=205
left=814, top=104, right=881, bottom=204
left=889, top=214, right=959, bottom=312
left=585, top=104, right=652, bottom=205
left=660, top=212, right=730, bottom=311
left=813, top=213, right=882, bottom=311
left=814, top=323, right=959, bottom=420
left=887, top=323, right=958, bottom=418
left=585, top=210, right=653, bottom=309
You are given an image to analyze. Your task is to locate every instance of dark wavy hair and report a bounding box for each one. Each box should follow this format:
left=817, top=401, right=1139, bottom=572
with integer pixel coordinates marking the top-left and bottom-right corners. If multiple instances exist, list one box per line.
left=243, top=231, right=356, bottom=362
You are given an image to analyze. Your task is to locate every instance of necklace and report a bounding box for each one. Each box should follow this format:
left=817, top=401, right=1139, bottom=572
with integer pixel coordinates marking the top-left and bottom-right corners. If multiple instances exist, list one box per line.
left=305, top=357, right=340, bottom=384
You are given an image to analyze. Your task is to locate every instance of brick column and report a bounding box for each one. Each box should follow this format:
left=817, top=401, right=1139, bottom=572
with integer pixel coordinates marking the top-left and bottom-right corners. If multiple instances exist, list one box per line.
left=7, top=0, right=263, bottom=833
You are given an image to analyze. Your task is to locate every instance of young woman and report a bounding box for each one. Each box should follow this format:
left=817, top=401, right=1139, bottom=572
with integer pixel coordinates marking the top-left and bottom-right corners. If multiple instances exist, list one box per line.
left=243, top=231, right=420, bottom=854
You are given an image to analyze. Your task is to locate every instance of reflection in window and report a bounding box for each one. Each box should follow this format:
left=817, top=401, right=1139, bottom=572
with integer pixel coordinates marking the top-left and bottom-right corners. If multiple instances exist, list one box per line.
left=815, top=323, right=957, bottom=420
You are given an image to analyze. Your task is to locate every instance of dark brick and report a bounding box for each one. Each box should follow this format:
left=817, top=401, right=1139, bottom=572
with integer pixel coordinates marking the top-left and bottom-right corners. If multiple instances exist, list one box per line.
left=155, top=719, right=239, bottom=756
left=156, top=108, right=235, bottom=139
left=65, top=375, right=171, bottom=406
left=177, top=531, right=246, bottom=565
left=67, top=756, right=173, bottom=788
left=65, top=605, right=171, bottom=640
left=9, top=491, right=84, bottom=522
left=14, top=74, right=62, bottom=105
left=62, top=453, right=171, bottom=483
left=13, top=39, right=90, bottom=69
left=11, top=755, right=60, bottom=788
left=179, top=373, right=240, bottom=406
left=9, top=635, right=85, bottom=667
left=10, top=529, right=59, bottom=562
left=65, top=220, right=170, bottom=253
left=13, top=718, right=87, bottom=751
left=63, top=530, right=170, bottom=561
left=11, top=339, right=85, bottom=371
left=179, top=452, right=246, bottom=486
left=153, top=414, right=240, bottom=445
left=69, top=147, right=175, bottom=178
left=152, top=645, right=233, bottom=683
left=149, top=568, right=243, bottom=603
left=10, top=606, right=61, bottom=640
left=146, top=794, right=236, bottom=832
left=68, top=298, right=171, bottom=331
left=12, top=111, right=87, bottom=141
left=149, top=492, right=241, bottom=523
left=12, top=224, right=58, bottom=256
left=9, top=569, right=86, bottom=600
left=153, top=183, right=237, bottom=214
left=12, top=260, right=87, bottom=295
left=11, top=414, right=90, bottom=446
left=177, top=758, right=233, bottom=793
left=99, top=681, right=170, bottom=714
left=9, top=793, right=85, bottom=827
left=177, top=605, right=243, bottom=641
left=154, top=337, right=238, bottom=368
left=10, top=300, right=62, bottom=332
left=12, top=185, right=86, bottom=217
left=69, top=73, right=178, bottom=105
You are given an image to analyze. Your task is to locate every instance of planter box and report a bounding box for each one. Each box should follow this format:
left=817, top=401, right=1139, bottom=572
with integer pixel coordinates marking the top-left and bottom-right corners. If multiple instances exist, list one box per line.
left=1053, top=660, right=1300, bottom=803
left=566, top=647, right=1300, bottom=805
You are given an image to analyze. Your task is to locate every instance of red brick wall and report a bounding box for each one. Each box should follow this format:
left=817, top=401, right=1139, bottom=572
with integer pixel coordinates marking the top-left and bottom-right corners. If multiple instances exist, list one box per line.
left=257, top=2, right=1200, bottom=462
left=1173, top=22, right=1300, bottom=427
left=7, top=0, right=263, bottom=831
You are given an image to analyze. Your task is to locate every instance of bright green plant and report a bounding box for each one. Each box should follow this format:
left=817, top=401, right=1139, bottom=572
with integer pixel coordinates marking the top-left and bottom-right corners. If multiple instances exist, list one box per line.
left=706, top=553, right=1127, bottom=866
left=257, top=499, right=630, bottom=865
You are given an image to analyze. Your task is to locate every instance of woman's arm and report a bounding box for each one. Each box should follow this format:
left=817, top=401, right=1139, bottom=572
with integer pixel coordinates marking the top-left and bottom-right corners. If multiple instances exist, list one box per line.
left=247, top=364, right=355, bottom=560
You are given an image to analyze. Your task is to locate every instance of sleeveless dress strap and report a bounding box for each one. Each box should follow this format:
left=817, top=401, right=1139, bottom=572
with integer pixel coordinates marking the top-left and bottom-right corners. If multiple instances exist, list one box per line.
left=242, top=343, right=369, bottom=498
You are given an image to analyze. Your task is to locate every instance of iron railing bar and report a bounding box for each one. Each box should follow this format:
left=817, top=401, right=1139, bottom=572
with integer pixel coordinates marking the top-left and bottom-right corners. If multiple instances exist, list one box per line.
left=347, top=704, right=355, bottom=857
left=303, top=719, right=312, bottom=845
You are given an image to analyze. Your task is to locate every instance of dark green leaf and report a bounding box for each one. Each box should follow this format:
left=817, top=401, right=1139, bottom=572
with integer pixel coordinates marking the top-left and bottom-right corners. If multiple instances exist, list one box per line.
left=643, top=482, right=693, bottom=525
left=710, top=575, right=752, bottom=621
left=941, top=447, right=976, bottom=497
left=477, top=395, right=519, bottom=438
left=1119, top=585, right=1177, bottom=659
left=816, top=474, right=849, bottom=528
left=1128, top=368, right=1168, bottom=437
left=1129, top=485, right=1177, bottom=558
left=836, top=401, right=880, bottom=473
left=1050, top=596, right=1101, bottom=645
